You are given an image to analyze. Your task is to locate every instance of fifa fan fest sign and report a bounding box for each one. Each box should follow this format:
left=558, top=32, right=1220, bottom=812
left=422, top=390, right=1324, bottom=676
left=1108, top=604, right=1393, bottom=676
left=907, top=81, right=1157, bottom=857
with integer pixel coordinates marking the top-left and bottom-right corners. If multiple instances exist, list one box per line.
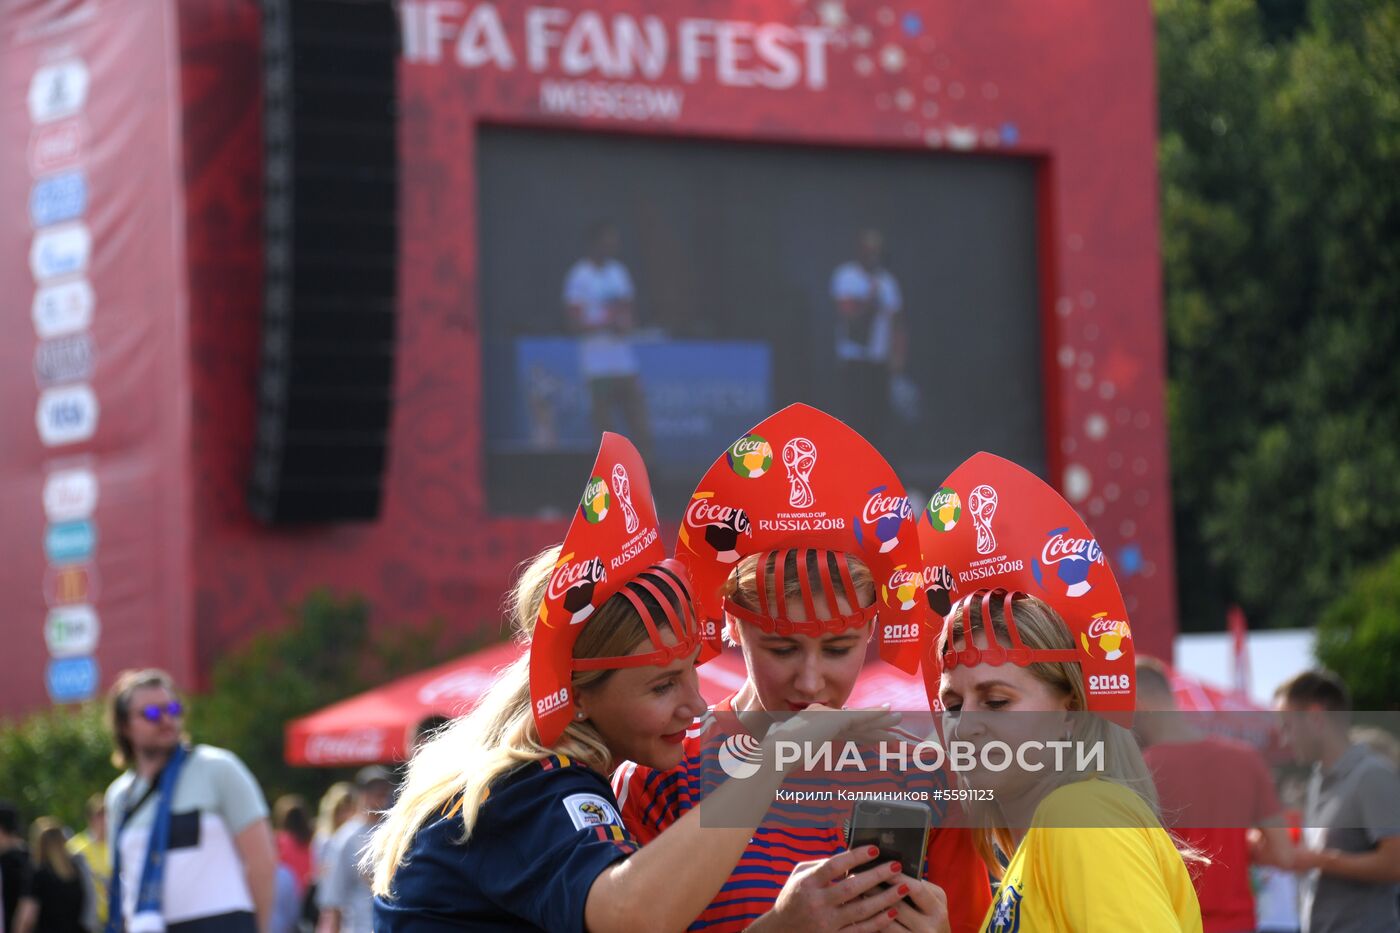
left=401, top=4, right=835, bottom=92
left=0, top=0, right=1174, bottom=719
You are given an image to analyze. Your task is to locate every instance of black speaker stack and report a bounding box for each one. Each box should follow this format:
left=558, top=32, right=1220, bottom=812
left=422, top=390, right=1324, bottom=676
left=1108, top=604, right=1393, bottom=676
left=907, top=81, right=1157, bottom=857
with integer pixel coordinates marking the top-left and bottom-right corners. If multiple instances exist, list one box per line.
left=251, top=0, right=399, bottom=523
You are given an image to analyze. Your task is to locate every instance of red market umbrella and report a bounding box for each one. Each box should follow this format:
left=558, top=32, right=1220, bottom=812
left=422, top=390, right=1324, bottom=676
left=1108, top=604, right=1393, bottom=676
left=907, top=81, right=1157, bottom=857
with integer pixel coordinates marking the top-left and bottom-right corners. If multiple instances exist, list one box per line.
left=284, top=639, right=930, bottom=766
left=286, top=640, right=754, bottom=766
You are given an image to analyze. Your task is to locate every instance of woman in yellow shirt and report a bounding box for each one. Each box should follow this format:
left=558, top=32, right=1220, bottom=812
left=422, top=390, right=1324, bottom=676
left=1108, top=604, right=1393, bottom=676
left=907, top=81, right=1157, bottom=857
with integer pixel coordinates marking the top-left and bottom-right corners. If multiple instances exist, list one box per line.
left=918, top=452, right=1202, bottom=932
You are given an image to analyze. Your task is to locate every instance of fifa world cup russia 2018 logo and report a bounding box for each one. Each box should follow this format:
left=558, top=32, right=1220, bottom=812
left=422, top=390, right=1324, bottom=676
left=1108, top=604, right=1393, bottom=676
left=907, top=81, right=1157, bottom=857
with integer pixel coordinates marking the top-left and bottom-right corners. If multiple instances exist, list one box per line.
left=611, top=463, right=639, bottom=534
left=781, top=437, right=817, bottom=509
left=968, top=485, right=998, bottom=555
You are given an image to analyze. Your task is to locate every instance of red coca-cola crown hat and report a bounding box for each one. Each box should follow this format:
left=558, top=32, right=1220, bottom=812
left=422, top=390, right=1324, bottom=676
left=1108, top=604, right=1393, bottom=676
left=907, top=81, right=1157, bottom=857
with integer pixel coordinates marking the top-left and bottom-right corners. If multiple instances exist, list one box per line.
left=917, top=452, right=1134, bottom=718
left=530, top=433, right=714, bottom=745
left=677, top=403, right=930, bottom=673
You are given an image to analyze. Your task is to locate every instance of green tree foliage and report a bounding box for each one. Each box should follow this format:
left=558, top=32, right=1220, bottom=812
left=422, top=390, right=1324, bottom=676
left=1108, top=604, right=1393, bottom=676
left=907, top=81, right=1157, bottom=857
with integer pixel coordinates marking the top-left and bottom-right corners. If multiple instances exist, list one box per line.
left=1159, top=0, right=1400, bottom=630
left=0, top=703, right=113, bottom=830
left=1316, top=548, right=1400, bottom=708
left=189, top=590, right=477, bottom=803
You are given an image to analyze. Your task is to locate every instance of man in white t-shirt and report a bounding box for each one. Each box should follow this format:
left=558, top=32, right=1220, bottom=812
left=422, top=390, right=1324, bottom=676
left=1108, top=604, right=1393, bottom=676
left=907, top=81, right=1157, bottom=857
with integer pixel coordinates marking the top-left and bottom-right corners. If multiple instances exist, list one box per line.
left=104, top=669, right=276, bottom=933
left=829, top=229, right=907, bottom=443
left=562, top=222, right=652, bottom=454
left=316, top=767, right=391, bottom=933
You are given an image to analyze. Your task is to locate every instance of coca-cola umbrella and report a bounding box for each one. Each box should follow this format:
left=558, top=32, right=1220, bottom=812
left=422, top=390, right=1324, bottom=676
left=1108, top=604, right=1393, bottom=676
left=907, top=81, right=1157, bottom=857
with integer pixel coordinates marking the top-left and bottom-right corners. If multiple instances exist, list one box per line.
left=286, top=640, right=756, bottom=767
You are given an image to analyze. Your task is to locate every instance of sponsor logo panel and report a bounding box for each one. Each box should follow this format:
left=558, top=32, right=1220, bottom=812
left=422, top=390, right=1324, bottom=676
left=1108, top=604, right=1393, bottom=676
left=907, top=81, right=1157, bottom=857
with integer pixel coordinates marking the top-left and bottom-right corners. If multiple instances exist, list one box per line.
left=31, top=279, right=94, bottom=338
left=27, top=59, right=90, bottom=123
left=34, top=333, right=95, bottom=387
left=44, top=563, right=96, bottom=607
left=29, top=170, right=87, bottom=227
left=45, top=655, right=99, bottom=703
left=43, top=467, right=98, bottom=520
left=30, top=222, right=91, bottom=281
left=44, top=605, right=100, bottom=657
left=29, top=120, right=85, bottom=175
left=44, top=519, right=97, bottom=564
left=36, top=384, right=99, bottom=446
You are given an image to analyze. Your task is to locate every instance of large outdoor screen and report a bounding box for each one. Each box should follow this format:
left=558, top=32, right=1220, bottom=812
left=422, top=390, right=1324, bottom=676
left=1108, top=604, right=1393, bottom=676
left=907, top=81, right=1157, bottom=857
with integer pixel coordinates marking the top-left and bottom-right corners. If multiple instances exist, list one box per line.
left=478, top=126, right=1044, bottom=517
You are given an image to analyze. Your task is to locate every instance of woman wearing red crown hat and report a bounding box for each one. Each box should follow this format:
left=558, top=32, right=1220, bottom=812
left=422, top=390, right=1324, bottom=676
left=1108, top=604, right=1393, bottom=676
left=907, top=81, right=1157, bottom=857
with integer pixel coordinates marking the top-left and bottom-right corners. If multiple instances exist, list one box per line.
left=919, top=453, right=1202, bottom=932
left=366, top=433, right=901, bottom=933
left=614, top=405, right=990, bottom=933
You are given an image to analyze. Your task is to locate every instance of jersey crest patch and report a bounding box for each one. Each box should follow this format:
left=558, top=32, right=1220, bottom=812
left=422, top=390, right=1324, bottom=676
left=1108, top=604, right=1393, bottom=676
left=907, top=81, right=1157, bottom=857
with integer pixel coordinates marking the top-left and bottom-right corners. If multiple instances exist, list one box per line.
left=988, top=883, right=1022, bottom=933
left=563, top=793, right=621, bottom=831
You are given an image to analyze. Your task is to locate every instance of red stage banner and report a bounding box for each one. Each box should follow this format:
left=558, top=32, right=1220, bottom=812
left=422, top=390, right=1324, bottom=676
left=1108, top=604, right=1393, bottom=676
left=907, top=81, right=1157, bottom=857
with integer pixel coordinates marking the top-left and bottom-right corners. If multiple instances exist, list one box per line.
left=1, top=0, right=192, bottom=711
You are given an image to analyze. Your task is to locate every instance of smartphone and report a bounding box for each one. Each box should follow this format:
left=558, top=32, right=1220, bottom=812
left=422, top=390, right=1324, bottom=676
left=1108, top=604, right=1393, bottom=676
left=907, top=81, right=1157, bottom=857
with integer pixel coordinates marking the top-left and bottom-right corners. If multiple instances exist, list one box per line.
left=845, top=799, right=932, bottom=886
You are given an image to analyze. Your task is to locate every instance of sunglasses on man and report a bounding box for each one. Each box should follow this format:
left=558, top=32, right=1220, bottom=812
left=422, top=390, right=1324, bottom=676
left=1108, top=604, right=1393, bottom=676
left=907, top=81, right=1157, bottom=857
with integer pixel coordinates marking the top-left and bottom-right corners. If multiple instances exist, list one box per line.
left=138, top=700, right=184, bottom=723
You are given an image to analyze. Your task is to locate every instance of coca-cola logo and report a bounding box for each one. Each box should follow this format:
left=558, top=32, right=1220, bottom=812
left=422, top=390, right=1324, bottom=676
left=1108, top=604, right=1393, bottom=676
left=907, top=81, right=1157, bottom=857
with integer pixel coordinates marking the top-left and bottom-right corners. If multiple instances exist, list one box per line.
left=887, top=568, right=922, bottom=590
left=922, top=564, right=958, bottom=616
left=1040, top=531, right=1104, bottom=566
left=731, top=436, right=768, bottom=457
left=862, top=492, right=914, bottom=526
left=685, top=499, right=751, bottom=534
left=547, top=557, right=607, bottom=601
left=727, top=433, right=774, bottom=479
left=304, top=730, right=385, bottom=764
left=1087, top=616, right=1130, bottom=639
left=921, top=564, right=955, bottom=590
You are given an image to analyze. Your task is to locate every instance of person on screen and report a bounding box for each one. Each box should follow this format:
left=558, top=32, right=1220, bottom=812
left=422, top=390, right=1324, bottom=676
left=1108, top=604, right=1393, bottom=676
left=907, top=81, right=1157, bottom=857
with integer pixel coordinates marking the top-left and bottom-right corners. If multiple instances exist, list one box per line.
left=563, top=222, right=652, bottom=456
left=830, top=229, right=908, bottom=441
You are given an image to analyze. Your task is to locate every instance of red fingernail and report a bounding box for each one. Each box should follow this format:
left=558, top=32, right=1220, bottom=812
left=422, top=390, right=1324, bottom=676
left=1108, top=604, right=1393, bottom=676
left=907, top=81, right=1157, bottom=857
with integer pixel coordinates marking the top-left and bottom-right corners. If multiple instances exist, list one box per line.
left=888, top=909, right=899, bottom=919
left=898, top=884, right=910, bottom=896
left=867, top=846, right=879, bottom=857
left=889, top=862, right=901, bottom=874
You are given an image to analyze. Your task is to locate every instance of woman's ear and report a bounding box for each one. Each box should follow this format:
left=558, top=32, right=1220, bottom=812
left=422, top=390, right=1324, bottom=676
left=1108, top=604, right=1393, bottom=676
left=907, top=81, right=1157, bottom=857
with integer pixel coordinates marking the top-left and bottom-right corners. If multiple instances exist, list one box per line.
left=723, top=616, right=743, bottom=647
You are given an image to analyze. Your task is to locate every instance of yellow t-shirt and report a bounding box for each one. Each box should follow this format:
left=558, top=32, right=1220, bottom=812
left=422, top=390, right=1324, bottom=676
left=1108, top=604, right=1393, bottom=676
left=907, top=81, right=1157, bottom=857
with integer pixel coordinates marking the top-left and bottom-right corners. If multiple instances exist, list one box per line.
left=982, top=779, right=1202, bottom=932
left=68, top=831, right=110, bottom=924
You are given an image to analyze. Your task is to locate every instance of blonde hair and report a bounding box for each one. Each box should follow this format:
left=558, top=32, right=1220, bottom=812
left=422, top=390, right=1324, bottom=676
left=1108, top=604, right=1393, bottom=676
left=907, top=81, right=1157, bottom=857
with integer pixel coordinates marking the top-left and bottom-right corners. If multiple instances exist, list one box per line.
left=723, top=550, right=875, bottom=645
left=940, top=594, right=1160, bottom=875
left=31, top=817, right=77, bottom=882
left=367, top=545, right=681, bottom=897
left=316, top=782, right=357, bottom=841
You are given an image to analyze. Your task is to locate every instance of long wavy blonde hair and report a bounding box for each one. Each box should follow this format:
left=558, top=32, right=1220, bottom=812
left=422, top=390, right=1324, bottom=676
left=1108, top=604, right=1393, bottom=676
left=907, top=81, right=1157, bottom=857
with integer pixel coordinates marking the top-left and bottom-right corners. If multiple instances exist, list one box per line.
left=940, top=594, right=1161, bottom=875
left=366, top=545, right=677, bottom=897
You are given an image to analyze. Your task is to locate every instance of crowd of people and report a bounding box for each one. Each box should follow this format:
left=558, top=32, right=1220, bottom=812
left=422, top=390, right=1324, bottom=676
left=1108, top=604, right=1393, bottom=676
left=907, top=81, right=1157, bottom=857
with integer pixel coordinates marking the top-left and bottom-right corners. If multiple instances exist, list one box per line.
left=3, top=405, right=1398, bottom=933
left=0, top=672, right=406, bottom=933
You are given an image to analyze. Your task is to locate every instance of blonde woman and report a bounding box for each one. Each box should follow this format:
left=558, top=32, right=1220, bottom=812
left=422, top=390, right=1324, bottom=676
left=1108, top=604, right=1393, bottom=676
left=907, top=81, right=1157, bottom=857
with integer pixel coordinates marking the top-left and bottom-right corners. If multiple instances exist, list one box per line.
left=28, top=817, right=89, bottom=933
left=312, top=783, right=356, bottom=877
left=367, top=434, right=901, bottom=932
left=919, top=452, right=1202, bottom=932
